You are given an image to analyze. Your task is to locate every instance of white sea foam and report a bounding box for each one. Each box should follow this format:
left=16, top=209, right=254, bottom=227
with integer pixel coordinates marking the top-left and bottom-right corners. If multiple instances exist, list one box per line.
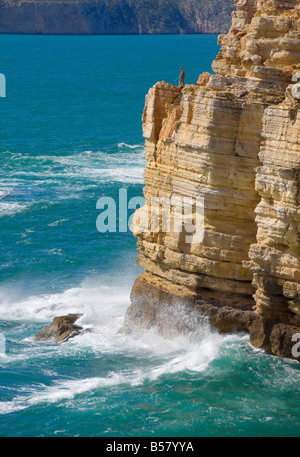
left=0, top=328, right=229, bottom=415
left=0, top=188, right=12, bottom=200
left=118, top=143, right=144, bottom=150
left=0, top=181, right=31, bottom=216
left=0, top=328, right=230, bottom=415
left=0, top=274, right=229, bottom=360
left=0, top=374, right=126, bottom=414
left=0, top=333, right=6, bottom=358
left=0, top=277, right=130, bottom=324
left=68, top=165, right=145, bottom=184
left=148, top=333, right=228, bottom=377
left=11, top=148, right=146, bottom=186
left=103, top=166, right=145, bottom=184
left=48, top=218, right=69, bottom=227
left=0, top=274, right=234, bottom=415
left=0, top=201, right=30, bottom=217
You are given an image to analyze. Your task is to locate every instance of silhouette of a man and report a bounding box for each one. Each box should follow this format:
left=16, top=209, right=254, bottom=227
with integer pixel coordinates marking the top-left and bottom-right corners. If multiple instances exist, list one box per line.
left=179, top=67, right=186, bottom=86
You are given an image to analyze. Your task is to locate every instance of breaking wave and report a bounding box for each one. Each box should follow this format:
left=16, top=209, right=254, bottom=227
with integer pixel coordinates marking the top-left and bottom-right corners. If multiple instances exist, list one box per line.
left=0, top=274, right=233, bottom=415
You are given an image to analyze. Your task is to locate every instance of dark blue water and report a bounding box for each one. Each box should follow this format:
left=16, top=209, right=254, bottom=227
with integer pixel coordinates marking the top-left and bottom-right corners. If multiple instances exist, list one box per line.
left=0, top=34, right=299, bottom=437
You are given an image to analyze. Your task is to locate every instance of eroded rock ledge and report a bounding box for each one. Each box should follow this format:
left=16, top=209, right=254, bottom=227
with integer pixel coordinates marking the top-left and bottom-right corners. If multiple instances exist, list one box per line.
left=123, top=0, right=300, bottom=361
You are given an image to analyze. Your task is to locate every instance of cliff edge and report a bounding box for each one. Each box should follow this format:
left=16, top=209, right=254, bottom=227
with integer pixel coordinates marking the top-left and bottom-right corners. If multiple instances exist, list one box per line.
left=123, top=0, right=300, bottom=361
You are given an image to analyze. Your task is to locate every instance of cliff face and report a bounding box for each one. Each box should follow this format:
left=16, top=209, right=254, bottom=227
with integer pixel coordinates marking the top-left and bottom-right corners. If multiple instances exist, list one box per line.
left=123, top=0, right=300, bottom=361
left=0, top=0, right=234, bottom=35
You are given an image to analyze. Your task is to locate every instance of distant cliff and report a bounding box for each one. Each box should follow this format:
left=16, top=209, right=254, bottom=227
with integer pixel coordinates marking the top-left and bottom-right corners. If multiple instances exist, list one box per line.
left=123, top=0, right=300, bottom=361
left=0, top=0, right=234, bottom=35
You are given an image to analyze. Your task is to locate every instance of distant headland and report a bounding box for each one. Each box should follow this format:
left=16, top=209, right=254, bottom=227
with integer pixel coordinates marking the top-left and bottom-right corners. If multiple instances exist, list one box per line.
left=0, top=0, right=234, bottom=35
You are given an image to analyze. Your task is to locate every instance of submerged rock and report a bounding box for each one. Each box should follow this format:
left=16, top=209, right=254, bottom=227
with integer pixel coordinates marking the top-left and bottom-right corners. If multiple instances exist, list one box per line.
left=34, top=314, right=83, bottom=343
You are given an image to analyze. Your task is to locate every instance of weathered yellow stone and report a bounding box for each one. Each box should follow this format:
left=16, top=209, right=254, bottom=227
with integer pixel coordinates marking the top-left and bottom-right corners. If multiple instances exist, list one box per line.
left=124, top=0, right=300, bottom=359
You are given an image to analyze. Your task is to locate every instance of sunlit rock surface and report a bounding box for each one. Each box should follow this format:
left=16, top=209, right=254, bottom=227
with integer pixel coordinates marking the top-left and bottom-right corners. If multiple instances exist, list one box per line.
left=123, top=0, right=300, bottom=361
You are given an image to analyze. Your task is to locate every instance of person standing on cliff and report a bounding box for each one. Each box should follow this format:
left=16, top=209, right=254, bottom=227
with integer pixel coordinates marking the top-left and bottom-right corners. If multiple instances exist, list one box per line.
left=179, top=67, right=186, bottom=86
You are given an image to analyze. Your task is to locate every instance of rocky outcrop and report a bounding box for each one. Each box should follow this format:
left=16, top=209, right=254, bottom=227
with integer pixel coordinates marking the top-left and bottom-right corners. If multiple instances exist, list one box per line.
left=34, top=314, right=83, bottom=343
left=0, top=0, right=234, bottom=35
left=123, top=0, right=300, bottom=361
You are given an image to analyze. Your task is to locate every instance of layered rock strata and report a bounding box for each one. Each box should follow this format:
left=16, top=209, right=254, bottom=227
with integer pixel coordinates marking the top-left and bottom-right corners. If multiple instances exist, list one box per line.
left=123, top=0, right=300, bottom=361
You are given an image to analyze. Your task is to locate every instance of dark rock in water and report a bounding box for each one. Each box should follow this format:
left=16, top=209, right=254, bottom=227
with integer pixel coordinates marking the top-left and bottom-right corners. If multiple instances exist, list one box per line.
left=34, top=314, right=83, bottom=343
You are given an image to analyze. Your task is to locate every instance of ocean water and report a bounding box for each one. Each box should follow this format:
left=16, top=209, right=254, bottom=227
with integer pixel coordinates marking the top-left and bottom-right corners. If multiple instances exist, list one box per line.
left=0, top=34, right=299, bottom=438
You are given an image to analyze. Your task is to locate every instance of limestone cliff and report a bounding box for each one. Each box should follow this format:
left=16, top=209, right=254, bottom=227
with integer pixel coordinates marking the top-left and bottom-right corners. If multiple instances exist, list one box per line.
left=123, top=0, right=300, bottom=361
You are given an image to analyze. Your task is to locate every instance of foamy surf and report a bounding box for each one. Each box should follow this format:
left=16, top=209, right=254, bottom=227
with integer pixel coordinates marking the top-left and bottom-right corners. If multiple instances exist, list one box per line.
left=0, top=274, right=234, bottom=416
left=0, top=201, right=30, bottom=218
left=0, top=374, right=127, bottom=414
left=2, top=147, right=146, bottom=188
left=0, top=329, right=230, bottom=415
left=0, top=278, right=131, bottom=324
left=118, top=143, right=144, bottom=150
left=0, top=188, right=13, bottom=199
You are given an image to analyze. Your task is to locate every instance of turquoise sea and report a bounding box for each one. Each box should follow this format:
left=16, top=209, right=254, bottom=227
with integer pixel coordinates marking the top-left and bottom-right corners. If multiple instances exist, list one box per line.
left=0, top=34, right=299, bottom=438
